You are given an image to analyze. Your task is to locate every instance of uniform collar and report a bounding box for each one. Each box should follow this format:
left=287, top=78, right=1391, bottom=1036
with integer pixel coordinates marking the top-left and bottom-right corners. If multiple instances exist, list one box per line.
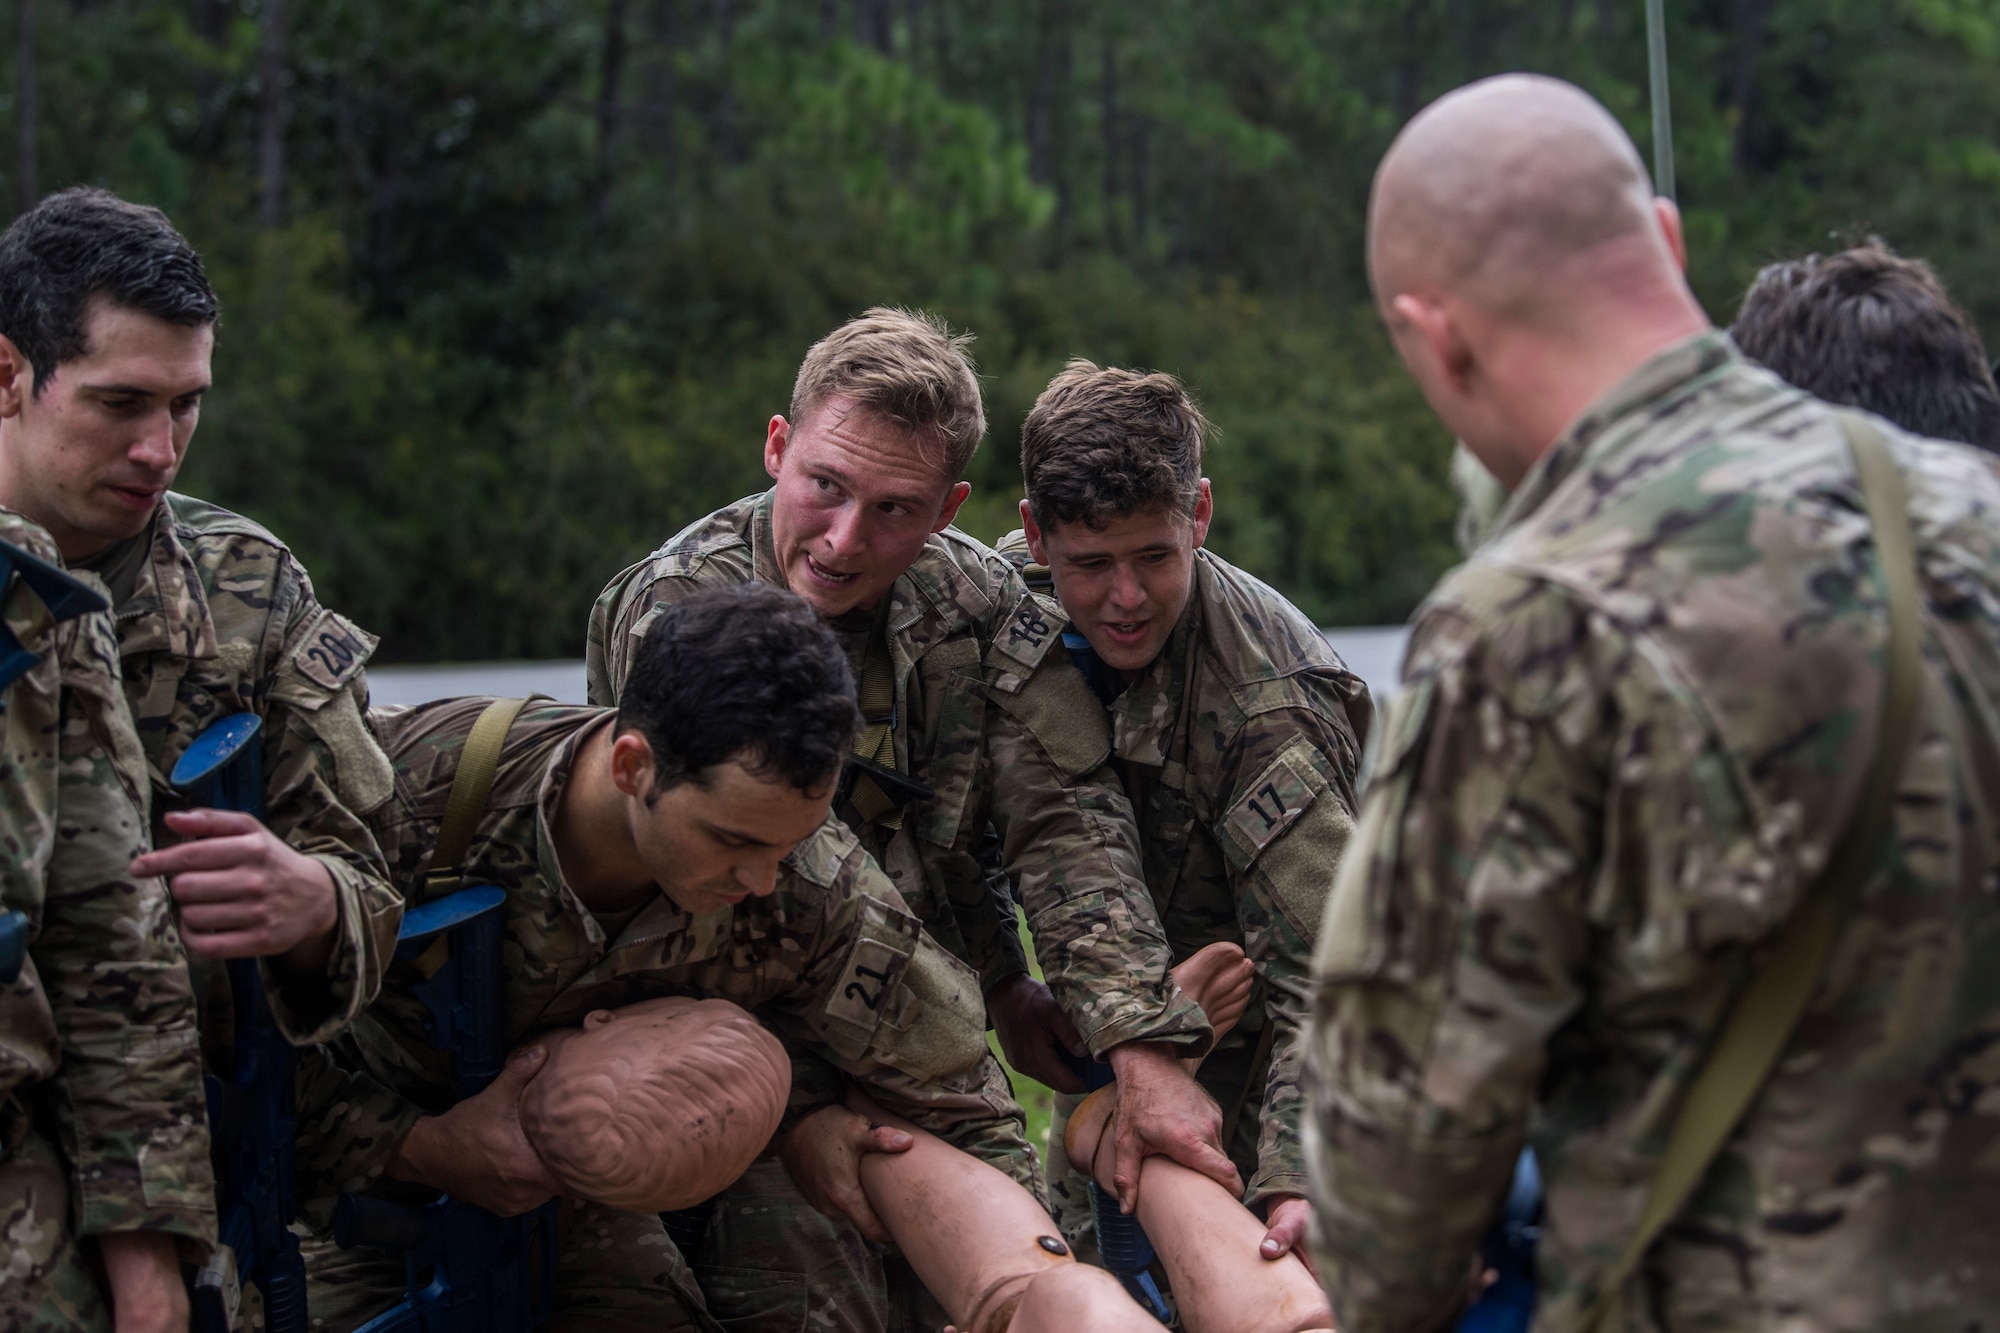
left=1108, top=561, right=1208, bottom=768
left=112, top=497, right=218, bottom=662
left=1489, top=330, right=1738, bottom=541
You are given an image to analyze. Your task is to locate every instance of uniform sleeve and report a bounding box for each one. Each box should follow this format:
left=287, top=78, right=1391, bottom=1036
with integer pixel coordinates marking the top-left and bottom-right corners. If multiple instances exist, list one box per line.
left=583, top=560, right=687, bottom=707
left=1211, top=699, right=1364, bottom=1210
left=1303, top=600, right=1602, bottom=1333
left=258, top=573, right=403, bottom=1045
left=982, top=622, right=1210, bottom=1058
left=291, top=1041, right=426, bottom=1233
left=40, top=614, right=216, bottom=1244
left=767, top=851, right=1043, bottom=1196
left=961, top=826, right=1030, bottom=995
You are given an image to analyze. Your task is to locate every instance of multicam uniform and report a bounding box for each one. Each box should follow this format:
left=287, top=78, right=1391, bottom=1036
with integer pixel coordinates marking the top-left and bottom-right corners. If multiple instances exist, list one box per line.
left=999, top=537, right=1370, bottom=1251
left=585, top=491, right=1208, bottom=1058
left=0, top=509, right=215, bottom=1331
left=1307, top=334, right=2000, bottom=1332
left=77, top=493, right=401, bottom=1044
left=296, top=700, right=1037, bottom=1333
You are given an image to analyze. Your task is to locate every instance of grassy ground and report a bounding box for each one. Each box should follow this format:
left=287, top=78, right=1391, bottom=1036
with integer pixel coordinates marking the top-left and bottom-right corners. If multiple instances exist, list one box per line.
left=990, top=919, right=1057, bottom=1156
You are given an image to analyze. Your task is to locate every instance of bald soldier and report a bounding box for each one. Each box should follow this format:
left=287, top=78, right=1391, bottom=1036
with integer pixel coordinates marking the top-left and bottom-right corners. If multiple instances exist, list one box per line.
left=1305, top=73, right=2000, bottom=1333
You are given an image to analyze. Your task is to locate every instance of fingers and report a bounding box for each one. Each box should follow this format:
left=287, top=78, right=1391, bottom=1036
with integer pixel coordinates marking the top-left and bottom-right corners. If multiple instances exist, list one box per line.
left=131, top=829, right=267, bottom=879
left=1047, top=1007, right=1087, bottom=1059
left=831, top=1183, right=893, bottom=1244
left=1160, top=1134, right=1242, bottom=1196
left=858, top=1123, right=914, bottom=1155
left=161, top=807, right=264, bottom=838
left=1111, top=1117, right=1144, bottom=1214
left=494, top=1043, right=548, bottom=1093
left=1260, top=1200, right=1312, bottom=1265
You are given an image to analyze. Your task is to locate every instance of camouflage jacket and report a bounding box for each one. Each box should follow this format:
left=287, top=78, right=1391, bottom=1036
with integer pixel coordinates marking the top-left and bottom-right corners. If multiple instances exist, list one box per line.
left=0, top=509, right=215, bottom=1245
left=111, top=494, right=400, bottom=1046
left=585, top=491, right=1209, bottom=1059
left=1000, top=536, right=1370, bottom=1209
left=296, top=699, right=1036, bottom=1227
left=1306, top=333, right=2000, bottom=1332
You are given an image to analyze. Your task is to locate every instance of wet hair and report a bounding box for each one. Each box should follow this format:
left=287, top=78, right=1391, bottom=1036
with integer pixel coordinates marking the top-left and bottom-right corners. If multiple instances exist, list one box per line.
left=1731, top=240, right=2000, bottom=452
left=791, top=307, right=986, bottom=479
left=0, top=187, right=219, bottom=397
left=615, top=584, right=859, bottom=796
left=1019, top=359, right=1208, bottom=530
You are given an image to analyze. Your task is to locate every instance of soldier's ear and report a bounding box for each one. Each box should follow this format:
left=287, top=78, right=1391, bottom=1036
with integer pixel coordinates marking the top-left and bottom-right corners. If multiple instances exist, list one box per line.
left=764, top=415, right=792, bottom=482
left=1019, top=500, right=1047, bottom=564
left=0, top=335, right=32, bottom=419
left=609, top=731, right=657, bottom=801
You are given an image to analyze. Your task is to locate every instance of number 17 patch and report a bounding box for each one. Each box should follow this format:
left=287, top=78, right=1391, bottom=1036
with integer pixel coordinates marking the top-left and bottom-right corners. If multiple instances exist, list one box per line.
left=1222, top=739, right=1323, bottom=865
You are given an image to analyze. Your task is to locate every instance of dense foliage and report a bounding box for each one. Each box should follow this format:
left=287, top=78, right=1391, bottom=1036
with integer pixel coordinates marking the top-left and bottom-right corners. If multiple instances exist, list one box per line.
left=6, top=0, right=1996, bottom=660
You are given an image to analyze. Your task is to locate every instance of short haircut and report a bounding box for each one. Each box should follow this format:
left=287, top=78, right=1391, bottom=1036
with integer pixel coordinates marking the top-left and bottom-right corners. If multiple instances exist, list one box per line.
left=616, top=583, right=859, bottom=796
left=1019, top=359, right=1208, bottom=531
left=0, top=187, right=219, bottom=397
left=1731, top=241, right=2000, bottom=452
left=790, top=307, right=985, bottom=479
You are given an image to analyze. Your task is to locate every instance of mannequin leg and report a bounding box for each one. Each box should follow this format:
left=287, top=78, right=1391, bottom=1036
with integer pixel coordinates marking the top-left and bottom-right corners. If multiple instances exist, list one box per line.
left=1064, top=1090, right=1333, bottom=1333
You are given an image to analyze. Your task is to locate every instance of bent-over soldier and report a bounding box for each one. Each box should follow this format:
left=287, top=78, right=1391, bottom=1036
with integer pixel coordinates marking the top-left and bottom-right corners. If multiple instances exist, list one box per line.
left=300, top=586, right=1036, bottom=1333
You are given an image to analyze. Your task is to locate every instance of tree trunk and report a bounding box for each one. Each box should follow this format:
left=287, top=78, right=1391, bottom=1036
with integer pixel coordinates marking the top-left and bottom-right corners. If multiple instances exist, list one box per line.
left=1396, top=0, right=1429, bottom=124
left=820, top=0, right=837, bottom=42
left=1100, top=38, right=1121, bottom=252
left=596, top=0, right=630, bottom=217
left=258, top=0, right=288, bottom=230
left=643, top=0, right=678, bottom=191
left=1729, top=0, right=1775, bottom=179
left=16, top=0, right=36, bottom=212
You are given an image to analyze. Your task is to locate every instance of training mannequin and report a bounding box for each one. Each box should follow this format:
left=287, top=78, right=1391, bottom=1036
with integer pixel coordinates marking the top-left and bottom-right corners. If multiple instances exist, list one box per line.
left=846, top=942, right=1333, bottom=1333
left=517, top=996, right=790, bottom=1212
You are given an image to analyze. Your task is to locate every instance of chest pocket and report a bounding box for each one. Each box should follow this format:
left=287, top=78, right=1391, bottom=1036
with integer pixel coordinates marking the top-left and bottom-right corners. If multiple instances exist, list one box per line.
left=908, top=639, right=985, bottom=849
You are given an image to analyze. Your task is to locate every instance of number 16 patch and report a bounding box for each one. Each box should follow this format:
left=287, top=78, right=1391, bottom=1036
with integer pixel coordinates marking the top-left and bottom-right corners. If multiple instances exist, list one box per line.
left=1222, top=738, right=1323, bottom=866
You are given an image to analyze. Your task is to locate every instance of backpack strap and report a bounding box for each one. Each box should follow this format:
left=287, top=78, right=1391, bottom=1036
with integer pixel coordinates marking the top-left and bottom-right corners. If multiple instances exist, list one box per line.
left=1583, top=415, right=1926, bottom=1328
left=423, top=697, right=531, bottom=894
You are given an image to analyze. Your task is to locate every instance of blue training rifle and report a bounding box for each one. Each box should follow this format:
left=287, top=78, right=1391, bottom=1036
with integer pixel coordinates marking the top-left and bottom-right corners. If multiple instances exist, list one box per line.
left=333, top=885, right=558, bottom=1332
left=0, top=536, right=112, bottom=986
left=174, top=713, right=311, bottom=1333
left=1456, top=1150, right=1542, bottom=1333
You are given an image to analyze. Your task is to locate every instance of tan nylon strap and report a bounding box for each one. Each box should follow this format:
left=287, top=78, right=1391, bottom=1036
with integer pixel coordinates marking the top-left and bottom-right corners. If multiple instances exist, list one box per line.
left=1583, top=415, right=1925, bottom=1327
left=850, top=598, right=902, bottom=830
left=424, top=696, right=530, bottom=892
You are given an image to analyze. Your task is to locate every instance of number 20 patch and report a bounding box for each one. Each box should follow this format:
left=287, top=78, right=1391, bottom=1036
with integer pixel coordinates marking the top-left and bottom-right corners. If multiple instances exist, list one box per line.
left=1223, top=742, right=1322, bottom=864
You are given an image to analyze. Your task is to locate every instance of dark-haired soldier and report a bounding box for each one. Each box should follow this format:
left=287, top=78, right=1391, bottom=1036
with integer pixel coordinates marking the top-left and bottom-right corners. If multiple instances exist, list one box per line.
left=0, top=188, right=400, bottom=1046
left=1731, top=239, right=2000, bottom=452
left=997, top=362, right=1370, bottom=1274
left=298, top=584, right=1036, bottom=1332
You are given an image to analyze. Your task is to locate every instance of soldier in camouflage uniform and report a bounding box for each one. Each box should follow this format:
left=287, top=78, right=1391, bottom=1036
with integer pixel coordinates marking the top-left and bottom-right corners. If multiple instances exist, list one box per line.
left=586, top=310, right=1236, bottom=1328
left=1306, top=74, right=2000, bottom=1331
left=300, top=586, right=1038, bottom=1332
left=0, top=189, right=399, bottom=1054
left=997, top=361, right=1370, bottom=1277
left=0, top=508, right=216, bottom=1332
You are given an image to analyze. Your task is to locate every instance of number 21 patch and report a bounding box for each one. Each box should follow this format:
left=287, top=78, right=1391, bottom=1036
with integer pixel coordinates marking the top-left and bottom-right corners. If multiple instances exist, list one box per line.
left=1223, top=741, right=1322, bottom=863
left=825, top=936, right=914, bottom=1031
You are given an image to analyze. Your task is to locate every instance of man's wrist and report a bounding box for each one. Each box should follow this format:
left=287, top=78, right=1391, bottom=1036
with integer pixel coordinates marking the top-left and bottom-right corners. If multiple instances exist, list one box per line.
left=383, top=1118, right=434, bottom=1187
left=1105, top=1039, right=1181, bottom=1078
left=275, top=856, right=342, bottom=979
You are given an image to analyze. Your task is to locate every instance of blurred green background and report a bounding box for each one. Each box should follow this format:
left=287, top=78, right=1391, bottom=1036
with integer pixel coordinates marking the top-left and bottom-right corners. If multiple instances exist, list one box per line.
left=7, top=0, right=1997, bottom=660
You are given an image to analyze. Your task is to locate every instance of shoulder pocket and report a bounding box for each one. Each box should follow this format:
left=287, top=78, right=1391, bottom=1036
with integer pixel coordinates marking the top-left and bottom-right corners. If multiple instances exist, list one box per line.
left=1220, top=736, right=1329, bottom=871
left=817, top=896, right=923, bottom=1060
left=282, top=609, right=378, bottom=698
left=986, top=655, right=1113, bottom=782
left=984, top=592, right=1068, bottom=691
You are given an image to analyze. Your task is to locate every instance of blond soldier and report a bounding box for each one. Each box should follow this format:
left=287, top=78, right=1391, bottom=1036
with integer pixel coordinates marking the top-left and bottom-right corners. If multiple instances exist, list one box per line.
left=1307, top=74, right=2000, bottom=1331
